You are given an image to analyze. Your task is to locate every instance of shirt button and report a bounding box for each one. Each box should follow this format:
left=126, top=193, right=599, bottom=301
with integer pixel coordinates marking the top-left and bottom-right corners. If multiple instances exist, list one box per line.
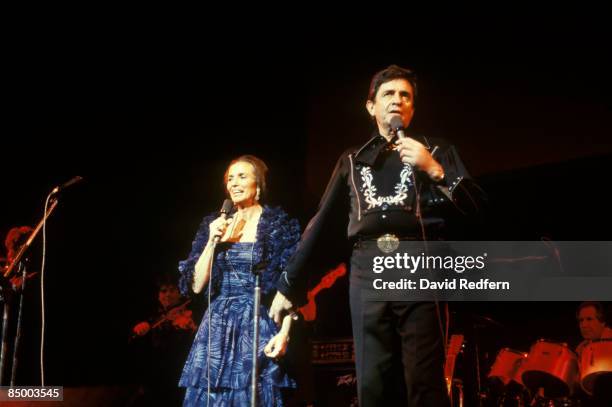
left=382, top=203, right=389, bottom=211
left=381, top=214, right=387, bottom=219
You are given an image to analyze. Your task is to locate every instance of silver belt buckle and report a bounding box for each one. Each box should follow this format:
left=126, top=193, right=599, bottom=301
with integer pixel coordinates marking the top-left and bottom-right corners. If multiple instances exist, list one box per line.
left=377, top=233, right=400, bottom=253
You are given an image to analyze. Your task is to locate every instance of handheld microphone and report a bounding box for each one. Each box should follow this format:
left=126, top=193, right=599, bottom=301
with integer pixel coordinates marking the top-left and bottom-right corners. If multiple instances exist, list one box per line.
left=51, top=176, right=84, bottom=194
left=213, top=199, right=234, bottom=243
left=389, top=116, right=406, bottom=139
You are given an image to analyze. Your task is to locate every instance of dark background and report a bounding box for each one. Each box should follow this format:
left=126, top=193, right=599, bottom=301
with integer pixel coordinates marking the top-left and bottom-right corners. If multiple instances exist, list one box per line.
left=1, top=15, right=611, bottom=391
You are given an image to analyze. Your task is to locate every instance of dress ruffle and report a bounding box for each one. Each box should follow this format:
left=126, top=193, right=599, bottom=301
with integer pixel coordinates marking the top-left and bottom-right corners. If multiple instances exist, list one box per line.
left=178, top=206, right=301, bottom=298
left=179, top=242, right=295, bottom=406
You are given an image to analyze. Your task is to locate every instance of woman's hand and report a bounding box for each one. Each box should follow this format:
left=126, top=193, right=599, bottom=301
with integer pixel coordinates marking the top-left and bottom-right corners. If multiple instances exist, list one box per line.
left=208, top=216, right=233, bottom=242
left=264, top=332, right=289, bottom=359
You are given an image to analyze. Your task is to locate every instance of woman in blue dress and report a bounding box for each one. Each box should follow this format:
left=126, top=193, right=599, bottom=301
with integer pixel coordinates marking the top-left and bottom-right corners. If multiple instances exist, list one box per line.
left=178, top=155, right=301, bottom=406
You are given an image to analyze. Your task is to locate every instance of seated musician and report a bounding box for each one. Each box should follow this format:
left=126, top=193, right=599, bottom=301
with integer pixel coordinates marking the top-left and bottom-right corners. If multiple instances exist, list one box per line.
left=575, top=301, right=611, bottom=406
left=1, top=226, right=34, bottom=291
left=130, top=275, right=197, bottom=406
left=132, top=277, right=196, bottom=338
left=576, top=301, right=612, bottom=357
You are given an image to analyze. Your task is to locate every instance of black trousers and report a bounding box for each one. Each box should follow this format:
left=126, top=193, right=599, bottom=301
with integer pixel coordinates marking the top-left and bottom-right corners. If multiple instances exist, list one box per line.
left=350, top=243, right=450, bottom=407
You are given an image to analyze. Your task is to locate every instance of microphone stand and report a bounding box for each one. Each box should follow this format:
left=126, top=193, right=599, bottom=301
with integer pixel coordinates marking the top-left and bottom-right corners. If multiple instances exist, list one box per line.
left=250, top=268, right=261, bottom=407
left=0, top=284, right=12, bottom=385
left=204, top=198, right=233, bottom=406
left=0, top=196, right=58, bottom=385
left=10, top=262, right=28, bottom=386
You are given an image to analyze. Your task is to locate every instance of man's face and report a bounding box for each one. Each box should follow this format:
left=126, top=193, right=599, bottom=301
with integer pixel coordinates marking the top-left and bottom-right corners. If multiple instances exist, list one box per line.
left=159, top=285, right=181, bottom=309
left=578, top=306, right=606, bottom=340
left=366, top=78, right=415, bottom=137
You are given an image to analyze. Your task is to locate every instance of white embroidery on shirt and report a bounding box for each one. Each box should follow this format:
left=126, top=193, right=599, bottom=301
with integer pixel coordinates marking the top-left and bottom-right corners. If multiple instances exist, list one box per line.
left=360, top=164, right=413, bottom=209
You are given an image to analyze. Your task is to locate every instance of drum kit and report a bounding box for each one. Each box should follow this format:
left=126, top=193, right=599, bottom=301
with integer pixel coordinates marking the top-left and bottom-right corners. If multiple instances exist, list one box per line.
left=446, top=311, right=612, bottom=407
left=485, top=338, right=611, bottom=406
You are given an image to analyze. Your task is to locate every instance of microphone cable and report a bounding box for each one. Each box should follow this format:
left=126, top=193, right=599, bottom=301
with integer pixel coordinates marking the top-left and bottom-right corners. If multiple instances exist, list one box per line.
left=40, top=192, right=54, bottom=386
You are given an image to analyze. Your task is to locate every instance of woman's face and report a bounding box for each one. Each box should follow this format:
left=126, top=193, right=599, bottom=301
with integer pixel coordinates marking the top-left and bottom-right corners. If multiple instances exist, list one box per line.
left=226, top=161, right=258, bottom=208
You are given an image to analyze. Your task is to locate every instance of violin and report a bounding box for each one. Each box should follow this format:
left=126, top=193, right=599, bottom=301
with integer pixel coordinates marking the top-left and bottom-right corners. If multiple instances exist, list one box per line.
left=152, top=300, right=195, bottom=331
left=130, top=300, right=196, bottom=342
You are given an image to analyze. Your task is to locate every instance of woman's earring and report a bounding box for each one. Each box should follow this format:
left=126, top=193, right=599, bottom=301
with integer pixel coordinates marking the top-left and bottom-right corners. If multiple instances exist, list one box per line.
left=255, top=187, right=261, bottom=202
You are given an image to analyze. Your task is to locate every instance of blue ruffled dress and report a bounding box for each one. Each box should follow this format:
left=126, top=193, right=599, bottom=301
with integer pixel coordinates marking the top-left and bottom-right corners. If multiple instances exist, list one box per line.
left=178, top=207, right=300, bottom=407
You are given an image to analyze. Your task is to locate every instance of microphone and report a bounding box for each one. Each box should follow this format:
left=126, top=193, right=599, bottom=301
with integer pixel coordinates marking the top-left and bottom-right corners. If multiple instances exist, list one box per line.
left=51, top=176, right=84, bottom=194
left=213, top=199, right=234, bottom=243
left=389, top=116, right=406, bottom=139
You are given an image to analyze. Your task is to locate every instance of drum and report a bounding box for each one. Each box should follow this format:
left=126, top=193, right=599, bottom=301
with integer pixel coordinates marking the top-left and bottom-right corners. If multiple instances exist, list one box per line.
left=530, top=395, right=580, bottom=407
left=489, top=348, right=527, bottom=388
left=580, top=338, right=612, bottom=395
left=521, top=340, right=579, bottom=398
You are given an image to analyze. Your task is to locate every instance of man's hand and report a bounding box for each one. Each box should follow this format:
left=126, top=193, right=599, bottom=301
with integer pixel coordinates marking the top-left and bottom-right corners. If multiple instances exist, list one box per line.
left=394, top=138, right=444, bottom=181
left=268, top=291, right=293, bottom=325
left=170, top=309, right=197, bottom=331
left=132, top=321, right=151, bottom=336
left=9, top=275, right=25, bottom=291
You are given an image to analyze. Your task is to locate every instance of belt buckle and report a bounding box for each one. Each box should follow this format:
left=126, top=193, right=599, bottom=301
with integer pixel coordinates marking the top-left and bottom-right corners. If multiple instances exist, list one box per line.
left=377, top=233, right=400, bottom=254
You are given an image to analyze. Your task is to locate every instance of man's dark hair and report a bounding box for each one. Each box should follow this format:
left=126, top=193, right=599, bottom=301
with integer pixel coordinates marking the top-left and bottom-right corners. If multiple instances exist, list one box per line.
left=577, top=301, right=608, bottom=324
left=367, top=64, right=418, bottom=102
left=156, top=273, right=179, bottom=289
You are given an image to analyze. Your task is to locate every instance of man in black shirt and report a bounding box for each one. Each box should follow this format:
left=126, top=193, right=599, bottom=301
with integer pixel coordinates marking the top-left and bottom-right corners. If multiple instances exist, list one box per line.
left=270, top=65, right=482, bottom=406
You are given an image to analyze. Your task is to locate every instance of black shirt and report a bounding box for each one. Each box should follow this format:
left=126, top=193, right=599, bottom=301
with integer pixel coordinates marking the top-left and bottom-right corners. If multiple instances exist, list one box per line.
left=278, top=132, right=484, bottom=303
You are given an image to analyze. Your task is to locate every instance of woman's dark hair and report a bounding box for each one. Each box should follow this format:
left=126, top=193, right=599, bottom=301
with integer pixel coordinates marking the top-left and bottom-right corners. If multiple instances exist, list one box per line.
left=156, top=273, right=179, bottom=289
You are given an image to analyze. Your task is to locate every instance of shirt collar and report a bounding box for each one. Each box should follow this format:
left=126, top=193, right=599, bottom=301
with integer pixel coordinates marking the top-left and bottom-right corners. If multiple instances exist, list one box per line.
left=354, top=130, right=431, bottom=166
